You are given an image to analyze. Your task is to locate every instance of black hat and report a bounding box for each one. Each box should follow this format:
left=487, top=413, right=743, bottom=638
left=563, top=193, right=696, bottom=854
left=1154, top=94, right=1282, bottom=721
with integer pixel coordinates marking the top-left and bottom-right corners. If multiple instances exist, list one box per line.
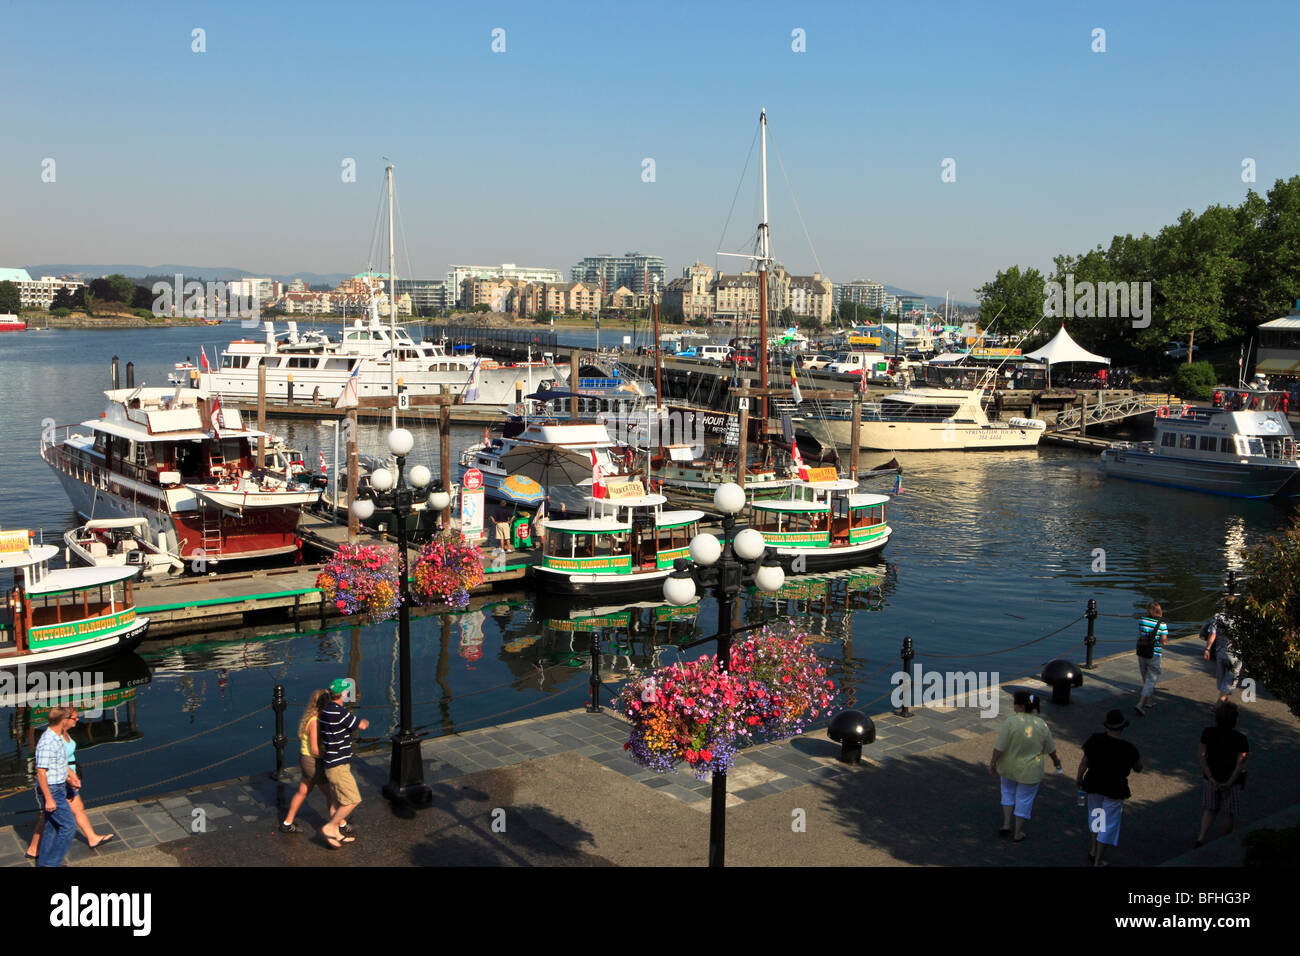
left=1104, top=709, right=1129, bottom=731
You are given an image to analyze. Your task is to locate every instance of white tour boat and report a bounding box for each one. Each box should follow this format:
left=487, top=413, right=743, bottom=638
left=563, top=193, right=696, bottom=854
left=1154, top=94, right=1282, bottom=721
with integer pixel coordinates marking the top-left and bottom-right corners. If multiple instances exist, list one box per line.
left=748, top=477, right=892, bottom=571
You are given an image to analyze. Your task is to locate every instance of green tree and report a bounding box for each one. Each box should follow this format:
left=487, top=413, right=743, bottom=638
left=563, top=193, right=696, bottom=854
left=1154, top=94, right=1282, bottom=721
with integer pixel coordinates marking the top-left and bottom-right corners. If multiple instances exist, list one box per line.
left=1173, top=360, right=1218, bottom=399
left=0, top=280, right=19, bottom=314
left=975, top=265, right=1045, bottom=332
left=106, top=273, right=137, bottom=305
left=778, top=306, right=796, bottom=326
left=1235, top=177, right=1300, bottom=325
left=1228, top=519, right=1300, bottom=719
left=1151, top=206, right=1243, bottom=361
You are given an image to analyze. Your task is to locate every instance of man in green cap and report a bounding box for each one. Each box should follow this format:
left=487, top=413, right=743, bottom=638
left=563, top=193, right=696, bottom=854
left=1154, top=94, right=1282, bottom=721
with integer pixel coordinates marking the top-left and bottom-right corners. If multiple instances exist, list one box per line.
left=318, top=677, right=368, bottom=848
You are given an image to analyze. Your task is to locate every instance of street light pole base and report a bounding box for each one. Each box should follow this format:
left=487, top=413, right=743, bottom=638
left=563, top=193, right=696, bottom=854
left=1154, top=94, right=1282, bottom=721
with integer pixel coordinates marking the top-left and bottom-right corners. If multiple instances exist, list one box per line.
left=382, top=732, right=433, bottom=808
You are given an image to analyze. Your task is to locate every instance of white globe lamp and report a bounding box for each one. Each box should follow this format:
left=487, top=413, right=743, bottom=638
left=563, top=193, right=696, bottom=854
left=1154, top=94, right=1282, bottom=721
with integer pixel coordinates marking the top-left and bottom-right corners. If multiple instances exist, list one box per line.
left=713, top=482, right=745, bottom=516
left=689, top=533, right=721, bottom=567
left=755, top=560, right=785, bottom=594
left=351, top=497, right=376, bottom=521
left=370, top=468, right=395, bottom=492
left=429, top=489, right=451, bottom=512
left=387, top=427, right=415, bottom=457
left=733, top=527, right=765, bottom=562
left=663, top=569, right=697, bottom=607
left=409, top=464, right=432, bottom=489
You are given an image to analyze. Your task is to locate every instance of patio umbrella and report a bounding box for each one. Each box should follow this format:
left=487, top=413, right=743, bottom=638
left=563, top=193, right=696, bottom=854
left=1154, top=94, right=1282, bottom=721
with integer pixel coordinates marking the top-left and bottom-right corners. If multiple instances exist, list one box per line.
left=499, top=473, right=545, bottom=507
left=498, top=443, right=600, bottom=514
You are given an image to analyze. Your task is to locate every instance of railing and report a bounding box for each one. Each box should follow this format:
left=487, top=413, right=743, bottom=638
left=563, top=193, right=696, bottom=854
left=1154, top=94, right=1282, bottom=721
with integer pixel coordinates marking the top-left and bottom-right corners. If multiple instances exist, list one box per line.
left=1055, top=394, right=1169, bottom=430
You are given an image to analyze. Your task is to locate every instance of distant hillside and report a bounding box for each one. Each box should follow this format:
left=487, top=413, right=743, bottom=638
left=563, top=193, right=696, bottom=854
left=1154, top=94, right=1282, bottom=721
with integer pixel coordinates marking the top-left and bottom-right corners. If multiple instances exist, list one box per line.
left=882, top=285, right=977, bottom=310
left=23, top=264, right=352, bottom=287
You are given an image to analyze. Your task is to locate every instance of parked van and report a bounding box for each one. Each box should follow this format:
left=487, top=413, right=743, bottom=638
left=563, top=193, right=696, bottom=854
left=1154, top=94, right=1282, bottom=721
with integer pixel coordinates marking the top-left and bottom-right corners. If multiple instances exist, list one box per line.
left=698, top=345, right=732, bottom=364
left=828, top=351, right=890, bottom=376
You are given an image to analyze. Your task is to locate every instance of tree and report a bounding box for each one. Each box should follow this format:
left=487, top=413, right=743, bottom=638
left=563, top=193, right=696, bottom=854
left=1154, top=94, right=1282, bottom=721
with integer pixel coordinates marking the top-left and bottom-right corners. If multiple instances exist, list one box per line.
left=106, top=274, right=137, bottom=305
left=975, top=265, right=1046, bottom=331
left=1173, top=360, right=1218, bottom=399
left=0, top=281, right=19, bottom=315
left=1151, top=206, right=1242, bottom=362
left=50, top=286, right=80, bottom=311
left=1228, top=519, right=1300, bottom=719
left=778, top=306, right=796, bottom=327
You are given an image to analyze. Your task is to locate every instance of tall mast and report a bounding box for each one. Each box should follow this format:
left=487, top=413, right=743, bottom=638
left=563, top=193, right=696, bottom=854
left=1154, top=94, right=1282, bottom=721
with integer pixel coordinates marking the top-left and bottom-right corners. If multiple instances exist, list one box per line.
left=653, top=274, right=662, bottom=459
left=758, top=108, right=770, bottom=426
left=387, top=163, right=397, bottom=430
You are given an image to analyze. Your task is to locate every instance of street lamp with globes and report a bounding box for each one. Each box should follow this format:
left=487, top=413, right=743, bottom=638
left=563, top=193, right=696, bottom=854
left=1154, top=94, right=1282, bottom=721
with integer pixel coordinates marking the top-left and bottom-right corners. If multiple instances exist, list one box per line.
left=349, top=427, right=449, bottom=808
left=662, top=481, right=785, bottom=867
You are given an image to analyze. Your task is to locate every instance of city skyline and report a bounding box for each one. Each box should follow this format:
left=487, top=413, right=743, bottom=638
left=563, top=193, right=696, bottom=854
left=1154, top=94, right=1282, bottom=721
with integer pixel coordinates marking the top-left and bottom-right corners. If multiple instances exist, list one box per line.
left=2, top=0, right=1297, bottom=302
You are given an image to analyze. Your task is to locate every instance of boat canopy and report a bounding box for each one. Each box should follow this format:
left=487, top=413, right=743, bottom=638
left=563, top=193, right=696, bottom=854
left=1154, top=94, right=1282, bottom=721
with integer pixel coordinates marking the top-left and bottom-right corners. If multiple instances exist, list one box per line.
left=753, top=500, right=830, bottom=512
left=543, top=518, right=629, bottom=534
left=848, top=492, right=890, bottom=507
left=26, top=564, right=138, bottom=596
left=656, top=509, right=704, bottom=527
left=588, top=493, right=668, bottom=509
left=76, top=518, right=151, bottom=531
left=0, top=543, right=58, bottom=570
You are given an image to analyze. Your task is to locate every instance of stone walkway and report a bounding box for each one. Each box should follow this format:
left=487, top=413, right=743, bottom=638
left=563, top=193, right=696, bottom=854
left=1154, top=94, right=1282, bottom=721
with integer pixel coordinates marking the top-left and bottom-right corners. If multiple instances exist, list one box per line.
left=2, top=633, right=1295, bottom=867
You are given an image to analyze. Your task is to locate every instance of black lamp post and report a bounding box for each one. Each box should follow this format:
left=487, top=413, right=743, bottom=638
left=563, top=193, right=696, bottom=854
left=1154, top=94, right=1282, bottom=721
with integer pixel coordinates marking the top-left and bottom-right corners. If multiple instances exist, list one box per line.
left=663, top=482, right=786, bottom=867
left=350, top=427, right=450, bottom=809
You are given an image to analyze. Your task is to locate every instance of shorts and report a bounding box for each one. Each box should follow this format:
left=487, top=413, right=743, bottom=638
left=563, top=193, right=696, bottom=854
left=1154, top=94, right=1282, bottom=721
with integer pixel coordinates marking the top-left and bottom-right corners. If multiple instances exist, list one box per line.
left=1086, top=793, right=1124, bottom=846
left=999, top=777, right=1041, bottom=820
left=1215, top=655, right=1242, bottom=696
left=300, top=754, right=324, bottom=784
left=1202, top=779, right=1243, bottom=815
left=324, top=764, right=361, bottom=807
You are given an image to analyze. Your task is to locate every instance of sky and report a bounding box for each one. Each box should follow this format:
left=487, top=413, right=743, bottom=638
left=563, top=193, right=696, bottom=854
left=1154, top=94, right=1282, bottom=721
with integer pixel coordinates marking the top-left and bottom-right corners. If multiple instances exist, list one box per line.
left=2, top=0, right=1297, bottom=301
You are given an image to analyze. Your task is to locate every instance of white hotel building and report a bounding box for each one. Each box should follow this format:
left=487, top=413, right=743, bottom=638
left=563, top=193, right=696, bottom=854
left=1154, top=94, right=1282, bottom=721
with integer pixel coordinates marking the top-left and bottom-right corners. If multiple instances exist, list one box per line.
left=0, top=268, right=85, bottom=308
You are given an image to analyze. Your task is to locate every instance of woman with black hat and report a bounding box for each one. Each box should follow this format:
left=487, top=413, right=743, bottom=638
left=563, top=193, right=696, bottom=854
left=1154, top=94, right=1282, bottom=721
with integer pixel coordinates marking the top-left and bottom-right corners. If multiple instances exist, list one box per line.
left=1077, top=710, right=1143, bottom=866
left=989, top=690, right=1061, bottom=842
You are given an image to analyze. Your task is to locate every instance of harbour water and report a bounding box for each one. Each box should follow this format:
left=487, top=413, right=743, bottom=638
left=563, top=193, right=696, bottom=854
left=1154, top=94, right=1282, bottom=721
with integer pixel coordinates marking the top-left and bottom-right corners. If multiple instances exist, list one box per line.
left=0, top=325, right=1294, bottom=826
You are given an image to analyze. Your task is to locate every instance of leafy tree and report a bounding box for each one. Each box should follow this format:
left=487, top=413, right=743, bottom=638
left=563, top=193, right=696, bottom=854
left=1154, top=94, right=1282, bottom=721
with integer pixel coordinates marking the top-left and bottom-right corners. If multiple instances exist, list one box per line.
left=1151, top=206, right=1243, bottom=361
left=1228, top=519, right=1300, bottom=719
left=0, top=280, right=19, bottom=315
left=51, top=307, right=71, bottom=317
left=1173, top=360, right=1218, bottom=399
left=50, top=286, right=81, bottom=311
left=84, top=292, right=97, bottom=317
left=106, top=273, right=137, bottom=305
left=778, top=306, right=796, bottom=326
left=975, top=265, right=1046, bottom=332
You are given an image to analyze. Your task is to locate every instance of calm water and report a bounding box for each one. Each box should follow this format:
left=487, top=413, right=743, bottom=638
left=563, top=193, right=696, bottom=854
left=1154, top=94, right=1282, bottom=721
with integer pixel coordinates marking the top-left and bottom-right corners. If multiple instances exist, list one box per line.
left=0, top=325, right=1293, bottom=824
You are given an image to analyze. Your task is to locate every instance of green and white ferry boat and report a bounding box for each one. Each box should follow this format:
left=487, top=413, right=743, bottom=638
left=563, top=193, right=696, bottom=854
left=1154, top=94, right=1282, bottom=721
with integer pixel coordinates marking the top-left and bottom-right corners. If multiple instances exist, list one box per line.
left=1, top=529, right=150, bottom=670
left=533, top=483, right=705, bottom=597
left=748, top=476, right=891, bottom=572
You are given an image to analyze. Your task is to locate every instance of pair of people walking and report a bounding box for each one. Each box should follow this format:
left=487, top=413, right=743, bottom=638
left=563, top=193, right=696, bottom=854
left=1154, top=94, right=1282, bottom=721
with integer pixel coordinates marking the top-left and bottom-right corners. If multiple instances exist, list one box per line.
left=280, top=678, right=368, bottom=848
left=30, top=706, right=114, bottom=866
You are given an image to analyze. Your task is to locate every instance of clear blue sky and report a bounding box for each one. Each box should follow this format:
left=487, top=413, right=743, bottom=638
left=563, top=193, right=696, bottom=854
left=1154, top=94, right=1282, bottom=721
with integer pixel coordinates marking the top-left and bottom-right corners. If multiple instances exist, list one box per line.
left=2, top=0, right=1297, bottom=300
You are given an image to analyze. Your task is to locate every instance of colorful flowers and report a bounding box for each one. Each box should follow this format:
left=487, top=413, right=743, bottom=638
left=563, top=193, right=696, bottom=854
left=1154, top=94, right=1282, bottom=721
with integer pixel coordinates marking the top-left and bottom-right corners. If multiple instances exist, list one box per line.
left=620, top=626, right=837, bottom=779
left=411, top=533, right=485, bottom=609
left=316, top=544, right=401, bottom=622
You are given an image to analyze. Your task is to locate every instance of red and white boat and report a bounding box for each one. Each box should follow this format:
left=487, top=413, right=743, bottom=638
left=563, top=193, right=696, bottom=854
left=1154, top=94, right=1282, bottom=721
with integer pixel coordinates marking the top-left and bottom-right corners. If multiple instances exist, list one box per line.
left=0, top=313, right=27, bottom=332
left=41, top=387, right=319, bottom=565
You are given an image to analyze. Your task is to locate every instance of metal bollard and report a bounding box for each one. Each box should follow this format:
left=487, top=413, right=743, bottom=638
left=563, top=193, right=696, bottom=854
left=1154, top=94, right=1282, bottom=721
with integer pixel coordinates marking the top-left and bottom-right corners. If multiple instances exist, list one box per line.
left=586, top=632, right=602, bottom=713
left=1084, top=599, right=1098, bottom=668
left=111, top=356, right=120, bottom=390
left=272, top=684, right=288, bottom=778
left=897, top=636, right=914, bottom=718
left=126, top=362, right=134, bottom=388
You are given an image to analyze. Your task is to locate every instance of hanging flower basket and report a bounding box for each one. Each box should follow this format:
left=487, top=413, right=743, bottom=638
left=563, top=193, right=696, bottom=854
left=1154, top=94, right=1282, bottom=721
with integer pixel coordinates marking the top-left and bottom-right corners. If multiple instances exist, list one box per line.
left=316, top=544, right=401, bottom=622
left=620, top=625, right=836, bottom=779
left=411, top=532, right=486, bottom=610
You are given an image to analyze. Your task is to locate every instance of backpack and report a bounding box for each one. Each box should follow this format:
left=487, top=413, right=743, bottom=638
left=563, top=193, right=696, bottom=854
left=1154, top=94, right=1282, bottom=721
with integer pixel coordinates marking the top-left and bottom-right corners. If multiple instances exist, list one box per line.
left=1136, top=620, right=1159, bottom=659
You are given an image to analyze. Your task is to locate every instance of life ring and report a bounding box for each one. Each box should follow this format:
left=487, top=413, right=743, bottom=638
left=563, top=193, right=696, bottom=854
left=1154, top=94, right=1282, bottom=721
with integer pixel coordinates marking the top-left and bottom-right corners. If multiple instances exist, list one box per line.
left=1157, top=405, right=1169, bottom=418
left=1182, top=404, right=1192, bottom=417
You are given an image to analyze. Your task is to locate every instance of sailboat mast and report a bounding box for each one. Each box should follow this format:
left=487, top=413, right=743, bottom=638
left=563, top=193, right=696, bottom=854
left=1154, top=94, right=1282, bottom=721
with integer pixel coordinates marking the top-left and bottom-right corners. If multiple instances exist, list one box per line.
left=387, top=163, right=397, bottom=430
left=758, top=108, right=770, bottom=426
left=653, top=274, right=662, bottom=458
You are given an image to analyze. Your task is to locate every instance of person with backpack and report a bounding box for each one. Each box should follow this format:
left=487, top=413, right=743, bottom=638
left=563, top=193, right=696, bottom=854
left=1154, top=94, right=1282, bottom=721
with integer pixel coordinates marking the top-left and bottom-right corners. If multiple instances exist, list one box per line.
left=1135, top=602, right=1168, bottom=716
left=1203, top=596, right=1242, bottom=702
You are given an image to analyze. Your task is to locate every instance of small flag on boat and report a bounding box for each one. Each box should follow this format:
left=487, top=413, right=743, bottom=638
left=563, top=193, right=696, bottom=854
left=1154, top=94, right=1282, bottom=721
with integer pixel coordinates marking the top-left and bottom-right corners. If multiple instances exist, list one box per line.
left=319, top=451, right=327, bottom=475
left=790, top=362, right=802, bottom=404
left=465, top=358, right=481, bottom=402
left=791, top=439, right=808, bottom=481
left=199, top=348, right=210, bottom=372
left=591, top=448, right=606, bottom=498
left=859, top=365, right=868, bottom=395
left=335, top=364, right=360, bottom=409
left=209, top=395, right=223, bottom=438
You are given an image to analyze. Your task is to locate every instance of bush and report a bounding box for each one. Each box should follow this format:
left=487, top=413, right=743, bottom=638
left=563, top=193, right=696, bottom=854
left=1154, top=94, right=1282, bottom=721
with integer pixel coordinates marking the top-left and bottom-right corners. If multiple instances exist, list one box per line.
left=1228, top=518, right=1300, bottom=720
left=133, top=308, right=155, bottom=319
left=1173, top=360, right=1218, bottom=400
left=51, top=307, right=71, bottom=317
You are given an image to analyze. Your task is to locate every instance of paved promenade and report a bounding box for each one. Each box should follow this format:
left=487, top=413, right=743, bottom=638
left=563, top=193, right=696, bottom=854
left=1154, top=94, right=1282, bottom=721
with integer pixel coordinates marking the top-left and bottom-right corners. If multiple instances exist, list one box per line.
left=3, top=635, right=1297, bottom=867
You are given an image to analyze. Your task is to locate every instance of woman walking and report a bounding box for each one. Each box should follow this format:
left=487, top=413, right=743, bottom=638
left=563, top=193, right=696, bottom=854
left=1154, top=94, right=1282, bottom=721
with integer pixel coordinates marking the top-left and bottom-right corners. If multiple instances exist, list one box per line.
left=281, top=689, right=335, bottom=833
left=989, top=691, right=1062, bottom=842
left=1196, top=701, right=1248, bottom=847
left=26, top=707, right=114, bottom=858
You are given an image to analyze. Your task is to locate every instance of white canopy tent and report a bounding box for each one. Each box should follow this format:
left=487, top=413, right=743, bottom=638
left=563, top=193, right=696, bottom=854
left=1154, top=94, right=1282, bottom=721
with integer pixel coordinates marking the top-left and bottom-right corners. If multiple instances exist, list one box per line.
left=1025, top=325, right=1110, bottom=387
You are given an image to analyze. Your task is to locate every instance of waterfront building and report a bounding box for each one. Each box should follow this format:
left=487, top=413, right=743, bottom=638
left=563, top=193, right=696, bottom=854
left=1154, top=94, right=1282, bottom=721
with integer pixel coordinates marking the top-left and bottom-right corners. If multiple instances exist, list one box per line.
left=835, top=279, right=888, bottom=311
left=571, top=253, right=666, bottom=296
left=0, top=267, right=86, bottom=308
left=287, top=278, right=308, bottom=293
left=446, top=264, right=565, bottom=307
left=391, top=278, right=450, bottom=314
left=1256, top=300, right=1300, bottom=383
left=895, top=295, right=929, bottom=320
left=788, top=273, right=833, bottom=325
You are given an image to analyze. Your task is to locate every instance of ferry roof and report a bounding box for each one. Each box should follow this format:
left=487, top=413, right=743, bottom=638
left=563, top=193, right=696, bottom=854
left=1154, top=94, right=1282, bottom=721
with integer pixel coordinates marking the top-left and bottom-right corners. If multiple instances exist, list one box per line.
left=753, top=499, right=830, bottom=512
left=544, top=518, right=628, bottom=534
left=0, top=543, right=58, bottom=569
left=523, top=423, right=614, bottom=446
left=657, top=509, right=704, bottom=526
left=589, top=494, right=668, bottom=508
left=82, top=418, right=271, bottom=443
left=26, top=564, right=138, bottom=595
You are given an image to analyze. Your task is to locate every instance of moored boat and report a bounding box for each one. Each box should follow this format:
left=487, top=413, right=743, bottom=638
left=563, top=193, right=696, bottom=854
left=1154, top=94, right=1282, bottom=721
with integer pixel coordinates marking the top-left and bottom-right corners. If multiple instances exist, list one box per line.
left=0, top=313, right=27, bottom=332
left=748, top=478, right=892, bottom=571
left=1, top=529, right=150, bottom=670
left=64, top=517, right=184, bottom=579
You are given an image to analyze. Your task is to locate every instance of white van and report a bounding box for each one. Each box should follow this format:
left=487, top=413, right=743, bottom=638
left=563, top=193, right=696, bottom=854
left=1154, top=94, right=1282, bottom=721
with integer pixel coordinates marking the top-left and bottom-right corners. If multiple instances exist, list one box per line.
left=697, top=345, right=732, bottom=364
left=828, top=351, right=889, bottom=376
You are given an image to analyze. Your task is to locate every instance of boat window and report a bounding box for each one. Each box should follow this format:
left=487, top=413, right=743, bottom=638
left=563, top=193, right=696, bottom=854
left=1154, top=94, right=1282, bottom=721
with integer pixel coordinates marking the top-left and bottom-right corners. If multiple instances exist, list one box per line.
left=93, top=433, right=108, bottom=455
left=1220, top=437, right=1234, bottom=452
left=1179, top=434, right=1196, bottom=449
left=1239, top=437, right=1265, bottom=456
left=1199, top=435, right=1217, bottom=451
left=1160, top=432, right=1177, bottom=448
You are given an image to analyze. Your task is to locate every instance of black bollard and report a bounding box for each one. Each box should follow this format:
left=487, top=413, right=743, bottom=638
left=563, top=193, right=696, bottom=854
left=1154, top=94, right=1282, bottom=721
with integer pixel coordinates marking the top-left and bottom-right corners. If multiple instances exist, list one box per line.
left=287, top=375, right=295, bottom=406
left=271, top=684, right=288, bottom=778
left=125, top=362, right=134, bottom=388
left=897, top=635, right=914, bottom=718
left=111, top=355, right=120, bottom=390
left=1084, top=599, right=1098, bottom=668
left=828, top=710, right=875, bottom=764
left=1227, top=569, right=1236, bottom=595
left=586, top=631, right=602, bottom=713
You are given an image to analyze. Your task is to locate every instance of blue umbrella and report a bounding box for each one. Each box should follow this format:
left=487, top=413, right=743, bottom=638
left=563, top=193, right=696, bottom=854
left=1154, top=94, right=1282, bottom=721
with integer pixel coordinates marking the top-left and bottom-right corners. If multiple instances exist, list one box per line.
left=499, top=473, right=545, bottom=506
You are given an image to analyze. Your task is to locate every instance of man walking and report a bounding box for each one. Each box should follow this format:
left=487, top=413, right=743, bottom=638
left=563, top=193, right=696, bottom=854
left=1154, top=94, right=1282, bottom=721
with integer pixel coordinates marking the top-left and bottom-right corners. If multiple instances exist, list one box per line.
left=1077, top=710, right=1143, bottom=866
left=1204, top=597, right=1242, bottom=702
left=1135, top=601, right=1167, bottom=716
left=34, top=707, right=76, bottom=867
left=318, top=678, right=368, bottom=849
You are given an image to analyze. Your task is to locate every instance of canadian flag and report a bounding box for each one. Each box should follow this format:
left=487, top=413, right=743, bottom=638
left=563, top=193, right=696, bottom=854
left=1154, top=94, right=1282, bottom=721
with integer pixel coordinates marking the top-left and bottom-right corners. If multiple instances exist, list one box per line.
left=319, top=451, right=327, bottom=475
left=209, top=396, right=223, bottom=438
left=199, top=348, right=210, bottom=372
left=791, top=439, right=808, bottom=480
left=591, top=449, right=606, bottom=498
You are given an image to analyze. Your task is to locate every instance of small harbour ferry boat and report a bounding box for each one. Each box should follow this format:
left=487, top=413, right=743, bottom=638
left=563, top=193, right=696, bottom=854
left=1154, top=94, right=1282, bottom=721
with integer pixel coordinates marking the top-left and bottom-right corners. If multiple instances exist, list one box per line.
left=800, top=386, right=1046, bottom=451
left=532, top=484, right=704, bottom=596
left=0, top=313, right=27, bottom=332
left=1099, top=400, right=1300, bottom=498
left=42, top=387, right=319, bottom=564
left=64, top=517, right=184, bottom=579
left=748, top=476, right=892, bottom=571
left=0, top=529, right=150, bottom=670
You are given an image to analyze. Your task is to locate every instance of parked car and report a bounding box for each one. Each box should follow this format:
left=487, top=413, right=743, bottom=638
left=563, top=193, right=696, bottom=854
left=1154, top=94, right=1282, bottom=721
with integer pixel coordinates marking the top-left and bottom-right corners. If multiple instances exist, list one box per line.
left=1163, top=341, right=1200, bottom=360
left=803, top=353, right=835, bottom=370
left=731, top=349, right=757, bottom=368
left=697, top=345, right=732, bottom=363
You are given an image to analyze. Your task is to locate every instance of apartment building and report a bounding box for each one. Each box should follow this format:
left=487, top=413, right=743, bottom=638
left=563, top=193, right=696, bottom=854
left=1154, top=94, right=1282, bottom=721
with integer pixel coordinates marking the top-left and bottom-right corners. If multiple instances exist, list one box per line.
left=0, top=268, right=86, bottom=308
left=570, top=252, right=666, bottom=296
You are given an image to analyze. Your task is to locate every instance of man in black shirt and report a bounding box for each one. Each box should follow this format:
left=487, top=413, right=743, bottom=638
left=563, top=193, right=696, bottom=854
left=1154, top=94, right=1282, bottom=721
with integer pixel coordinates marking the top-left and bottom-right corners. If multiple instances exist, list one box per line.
left=318, top=678, right=369, bottom=849
left=1076, top=710, right=1143, bottom=867
left=1196, top=701, right=1248, bottom=847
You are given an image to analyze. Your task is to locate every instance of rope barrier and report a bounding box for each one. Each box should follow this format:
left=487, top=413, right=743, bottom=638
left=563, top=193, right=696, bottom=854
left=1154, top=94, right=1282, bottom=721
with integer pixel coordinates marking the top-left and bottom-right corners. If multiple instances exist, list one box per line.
left=77, top=704, right=268, bottom=769
left=922, top=615, right=1085, bottom=660
left=91, top=741, right=269, bottom=804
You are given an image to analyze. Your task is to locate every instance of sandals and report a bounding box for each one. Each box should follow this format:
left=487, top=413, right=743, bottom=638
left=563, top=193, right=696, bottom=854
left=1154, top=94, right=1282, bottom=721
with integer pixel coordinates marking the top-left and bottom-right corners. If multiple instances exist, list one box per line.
left=324, top=834, right=356, bottom=849
left=89, top=834, right=115, bottom=849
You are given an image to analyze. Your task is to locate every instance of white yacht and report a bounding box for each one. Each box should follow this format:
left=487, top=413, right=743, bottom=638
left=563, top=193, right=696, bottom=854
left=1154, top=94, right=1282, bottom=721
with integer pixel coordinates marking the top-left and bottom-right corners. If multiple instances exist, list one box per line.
left=1100, top=400, right=1300, bottom=498
left=800, top=386, right=1045, bottom=451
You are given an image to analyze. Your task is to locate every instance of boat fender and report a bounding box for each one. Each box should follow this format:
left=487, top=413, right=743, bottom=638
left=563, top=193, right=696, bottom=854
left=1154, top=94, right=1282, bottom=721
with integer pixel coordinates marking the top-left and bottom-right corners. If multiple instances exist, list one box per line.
left=1007, top=417, right=1046, bottom=430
